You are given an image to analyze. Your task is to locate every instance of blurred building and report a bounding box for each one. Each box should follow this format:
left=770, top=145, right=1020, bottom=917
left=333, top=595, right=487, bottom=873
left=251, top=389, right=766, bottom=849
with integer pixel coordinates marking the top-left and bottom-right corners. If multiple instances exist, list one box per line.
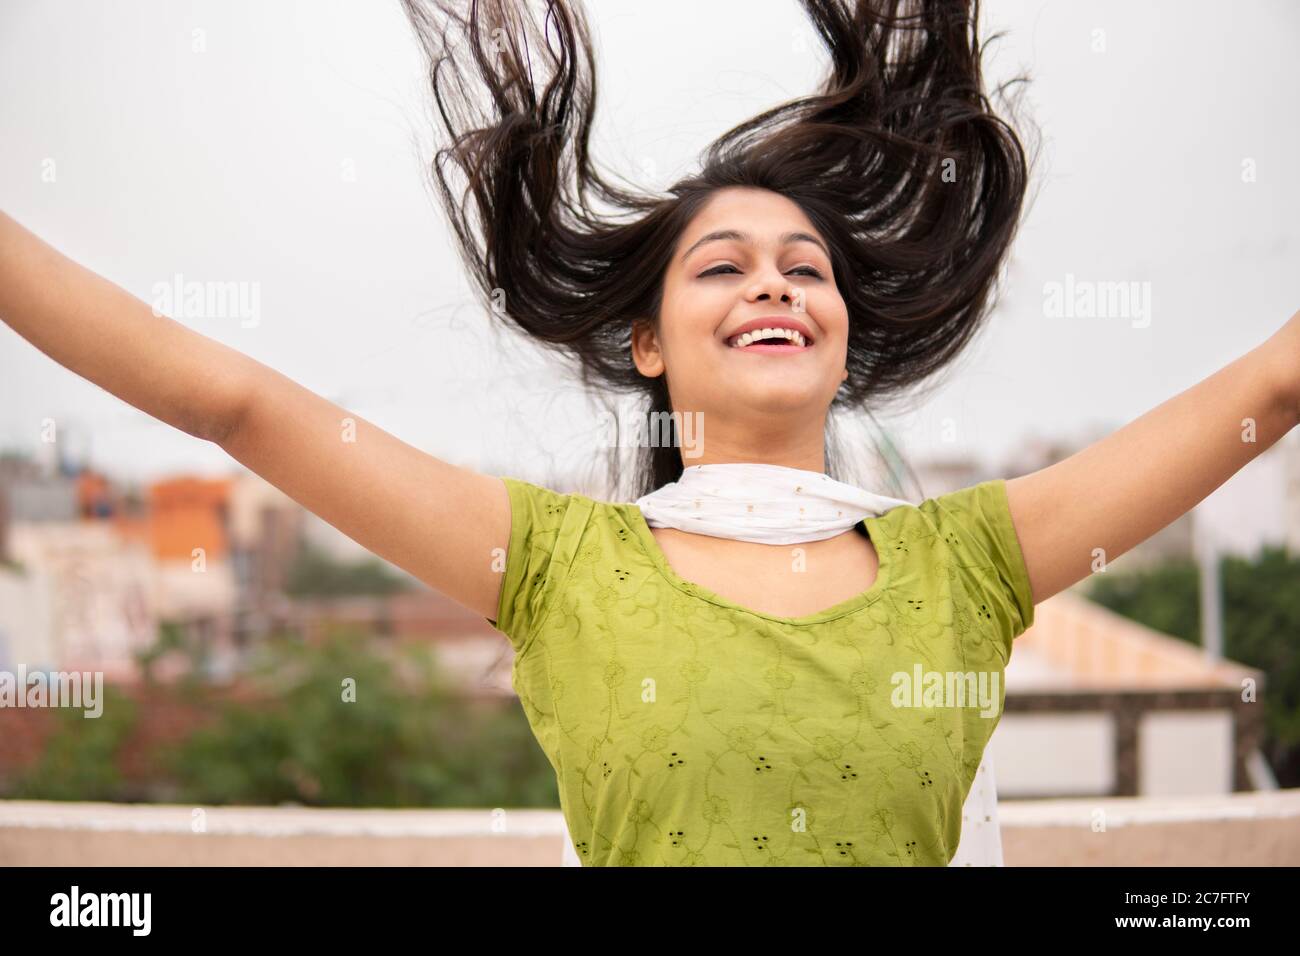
left=2, top=521, right=155, bottom=682
left=995, top=590, right=1268, bottom=798
left=0, top=449, right=506, bottom=691
left=0, top=462, right=241, bottom=681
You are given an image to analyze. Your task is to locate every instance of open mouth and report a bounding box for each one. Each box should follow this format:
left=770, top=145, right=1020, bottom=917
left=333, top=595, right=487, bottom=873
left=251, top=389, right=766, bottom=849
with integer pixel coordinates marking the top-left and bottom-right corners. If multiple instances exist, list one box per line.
left=726, top=327, right=814, bottom=351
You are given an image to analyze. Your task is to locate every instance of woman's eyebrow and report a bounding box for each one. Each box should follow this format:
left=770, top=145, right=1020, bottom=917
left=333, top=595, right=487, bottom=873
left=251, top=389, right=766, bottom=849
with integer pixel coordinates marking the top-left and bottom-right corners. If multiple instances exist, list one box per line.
left=678, top=229, right=830, bottom=264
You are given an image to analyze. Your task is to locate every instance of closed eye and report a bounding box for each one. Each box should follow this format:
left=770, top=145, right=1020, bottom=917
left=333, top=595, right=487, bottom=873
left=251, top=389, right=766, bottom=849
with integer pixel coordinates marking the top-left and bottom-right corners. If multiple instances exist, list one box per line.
left=699, top=264, right=824, bottom=279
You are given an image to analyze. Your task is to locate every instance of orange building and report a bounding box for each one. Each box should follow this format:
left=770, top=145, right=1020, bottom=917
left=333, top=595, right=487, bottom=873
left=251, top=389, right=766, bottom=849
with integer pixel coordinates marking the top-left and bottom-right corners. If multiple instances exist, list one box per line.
left=145, top=477, right=235, bottom=563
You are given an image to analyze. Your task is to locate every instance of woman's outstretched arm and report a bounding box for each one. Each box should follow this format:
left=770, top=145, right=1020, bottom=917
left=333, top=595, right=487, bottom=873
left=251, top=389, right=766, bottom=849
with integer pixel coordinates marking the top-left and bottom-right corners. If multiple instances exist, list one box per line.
left=1005, top=311, right=1300, bottom=606
left=0, top=210, right=513, bottom=622
left=0, top=210, right=253, bottom=444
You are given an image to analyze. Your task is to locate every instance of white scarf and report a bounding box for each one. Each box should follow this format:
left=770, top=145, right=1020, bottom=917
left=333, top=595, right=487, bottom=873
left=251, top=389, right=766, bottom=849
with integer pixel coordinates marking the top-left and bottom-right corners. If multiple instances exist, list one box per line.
left=633, top=462, right=913, bottom=545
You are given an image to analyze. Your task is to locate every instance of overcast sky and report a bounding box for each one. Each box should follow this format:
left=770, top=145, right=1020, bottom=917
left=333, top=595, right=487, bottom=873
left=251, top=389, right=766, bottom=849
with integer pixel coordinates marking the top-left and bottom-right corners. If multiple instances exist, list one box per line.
left=2, top=0, right=1298, bottom=552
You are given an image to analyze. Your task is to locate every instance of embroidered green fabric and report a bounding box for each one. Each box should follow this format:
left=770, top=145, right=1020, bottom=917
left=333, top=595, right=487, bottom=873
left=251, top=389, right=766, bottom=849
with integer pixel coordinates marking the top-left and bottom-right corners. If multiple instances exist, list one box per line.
left=488, top=476, right=1035, bottom=866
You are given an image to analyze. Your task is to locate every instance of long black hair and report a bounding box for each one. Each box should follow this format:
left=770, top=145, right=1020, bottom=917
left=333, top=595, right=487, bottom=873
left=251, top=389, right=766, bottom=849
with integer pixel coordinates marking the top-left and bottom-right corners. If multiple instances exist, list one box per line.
left=401, top=0, right=1038, bottom=501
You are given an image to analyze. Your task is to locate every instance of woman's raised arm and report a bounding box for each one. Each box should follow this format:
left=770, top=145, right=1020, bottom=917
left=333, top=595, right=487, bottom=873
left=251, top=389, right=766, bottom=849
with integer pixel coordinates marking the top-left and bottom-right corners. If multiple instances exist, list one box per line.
left=0, top=210, right=513, bottom=622
left=1004, top=311, right=1300, bottom=606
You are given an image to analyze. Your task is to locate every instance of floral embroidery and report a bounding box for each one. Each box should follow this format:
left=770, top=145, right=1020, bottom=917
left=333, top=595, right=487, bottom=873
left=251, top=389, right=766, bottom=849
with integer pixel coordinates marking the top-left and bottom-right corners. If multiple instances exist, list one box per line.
left=493, top=476, right=1035, bottom=866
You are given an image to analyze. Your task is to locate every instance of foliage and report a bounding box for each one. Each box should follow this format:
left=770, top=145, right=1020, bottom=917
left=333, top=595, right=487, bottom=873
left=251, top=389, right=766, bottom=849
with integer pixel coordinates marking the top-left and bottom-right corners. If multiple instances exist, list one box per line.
left=159, top=627, right=558, bottom=807
left=283, top=540, right=417, bottom=596
left=9, top=685, right=139, bottom=801
left=8, top=626, right=559, bottom=808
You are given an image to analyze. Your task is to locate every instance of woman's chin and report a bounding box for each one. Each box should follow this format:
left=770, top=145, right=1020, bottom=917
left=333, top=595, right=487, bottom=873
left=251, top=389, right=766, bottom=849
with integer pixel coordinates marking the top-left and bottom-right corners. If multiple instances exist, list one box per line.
left=721, top=378, right=831, bottom=413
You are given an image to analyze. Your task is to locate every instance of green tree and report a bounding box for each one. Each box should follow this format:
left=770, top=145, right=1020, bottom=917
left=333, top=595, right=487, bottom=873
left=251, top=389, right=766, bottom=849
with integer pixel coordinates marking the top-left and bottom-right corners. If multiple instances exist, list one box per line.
left=9, top=685, right=139, bottom=801
left=8, top=625, right=560, bottom=808
left=160, top=627, right=558, bottom=807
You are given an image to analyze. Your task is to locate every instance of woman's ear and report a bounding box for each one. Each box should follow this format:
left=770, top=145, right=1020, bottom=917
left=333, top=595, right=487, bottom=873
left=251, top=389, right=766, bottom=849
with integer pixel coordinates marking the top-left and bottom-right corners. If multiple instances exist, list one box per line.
left=631, top=319, right=664, bottom=377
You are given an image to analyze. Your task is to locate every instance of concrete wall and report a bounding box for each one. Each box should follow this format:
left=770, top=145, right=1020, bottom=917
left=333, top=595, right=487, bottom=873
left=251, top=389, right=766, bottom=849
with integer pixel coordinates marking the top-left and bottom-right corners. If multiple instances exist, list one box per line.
left=3, top=791, right=1298, bottom=866
left=991, top=709, right=1239, bottom=797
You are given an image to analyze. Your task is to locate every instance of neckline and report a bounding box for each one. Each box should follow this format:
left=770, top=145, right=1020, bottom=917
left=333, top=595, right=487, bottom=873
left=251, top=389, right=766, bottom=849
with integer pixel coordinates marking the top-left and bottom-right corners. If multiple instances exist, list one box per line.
left=623, top=502, right=894, bottom=627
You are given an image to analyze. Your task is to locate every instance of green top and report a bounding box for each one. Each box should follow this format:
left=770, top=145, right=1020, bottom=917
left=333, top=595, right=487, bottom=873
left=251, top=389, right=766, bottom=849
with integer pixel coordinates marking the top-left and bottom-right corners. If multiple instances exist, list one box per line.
left=488, top=477, right=1036, bottom=866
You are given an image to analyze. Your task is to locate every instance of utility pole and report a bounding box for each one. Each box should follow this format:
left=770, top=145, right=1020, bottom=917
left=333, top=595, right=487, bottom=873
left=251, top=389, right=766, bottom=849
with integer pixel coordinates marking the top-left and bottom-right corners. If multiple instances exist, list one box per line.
left=1193, top=505, right=1223, bottom=662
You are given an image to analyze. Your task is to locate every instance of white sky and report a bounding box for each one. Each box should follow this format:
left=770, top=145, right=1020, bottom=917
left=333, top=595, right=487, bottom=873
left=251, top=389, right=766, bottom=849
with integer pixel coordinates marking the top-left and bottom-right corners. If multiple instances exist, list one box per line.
left=2, top=0, right=1298, bottom=552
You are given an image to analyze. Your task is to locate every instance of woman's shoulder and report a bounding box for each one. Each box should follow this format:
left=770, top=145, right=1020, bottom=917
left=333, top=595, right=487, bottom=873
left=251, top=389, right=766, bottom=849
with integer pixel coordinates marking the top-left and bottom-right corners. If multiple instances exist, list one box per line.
left=874, top=479, right=1010, bottom=539
left=498, top=476, right=638, bottom=535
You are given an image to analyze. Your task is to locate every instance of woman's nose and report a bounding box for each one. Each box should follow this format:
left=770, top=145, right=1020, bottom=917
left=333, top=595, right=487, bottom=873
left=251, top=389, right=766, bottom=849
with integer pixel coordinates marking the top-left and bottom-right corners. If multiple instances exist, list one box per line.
left=745, top=267, right=794, bottom=304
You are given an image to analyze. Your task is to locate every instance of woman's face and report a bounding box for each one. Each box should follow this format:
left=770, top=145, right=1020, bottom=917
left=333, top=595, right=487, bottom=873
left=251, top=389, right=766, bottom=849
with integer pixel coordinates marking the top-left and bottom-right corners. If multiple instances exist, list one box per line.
left=633, top=186, right=849, bottom=465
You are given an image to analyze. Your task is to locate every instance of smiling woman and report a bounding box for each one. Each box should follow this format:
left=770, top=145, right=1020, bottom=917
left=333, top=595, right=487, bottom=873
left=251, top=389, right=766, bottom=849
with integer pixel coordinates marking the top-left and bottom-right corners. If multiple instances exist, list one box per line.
left=630, top=187, right=856, bottom=448
left=393, top=0, right=1044, bottom=866
left=400, top=0, right=1037, bottom=499
left=2, top=0, right=1296, bottom=876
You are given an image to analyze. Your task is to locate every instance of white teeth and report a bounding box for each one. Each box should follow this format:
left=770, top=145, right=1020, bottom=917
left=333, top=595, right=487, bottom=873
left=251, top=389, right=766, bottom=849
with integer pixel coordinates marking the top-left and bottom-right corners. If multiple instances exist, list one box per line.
left=730, top=327, right=808, bottom=348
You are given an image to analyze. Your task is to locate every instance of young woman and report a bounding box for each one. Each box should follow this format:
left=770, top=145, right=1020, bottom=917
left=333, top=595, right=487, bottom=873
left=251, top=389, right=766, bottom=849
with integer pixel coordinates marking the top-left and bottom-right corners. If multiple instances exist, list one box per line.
left=2, top=0, right=1297, bottom=866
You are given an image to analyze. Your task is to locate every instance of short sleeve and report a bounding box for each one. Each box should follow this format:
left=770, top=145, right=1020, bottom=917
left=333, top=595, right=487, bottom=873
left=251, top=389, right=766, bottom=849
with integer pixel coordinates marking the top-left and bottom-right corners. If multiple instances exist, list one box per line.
left=925, top=479, right=1036, bottom=642
left=488, top=476, right=584, bottom=655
